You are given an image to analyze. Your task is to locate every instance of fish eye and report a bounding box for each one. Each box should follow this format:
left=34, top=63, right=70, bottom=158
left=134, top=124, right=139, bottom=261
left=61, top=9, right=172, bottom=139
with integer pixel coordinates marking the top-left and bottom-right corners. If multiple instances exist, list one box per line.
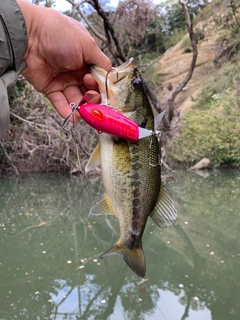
left=131, top=77, right=142, bottom=90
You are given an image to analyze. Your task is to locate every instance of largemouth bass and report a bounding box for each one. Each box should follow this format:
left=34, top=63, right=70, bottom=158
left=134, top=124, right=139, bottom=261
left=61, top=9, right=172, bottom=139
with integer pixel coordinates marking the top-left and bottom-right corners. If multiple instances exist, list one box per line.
left=86, top=58, right=177, bottom=278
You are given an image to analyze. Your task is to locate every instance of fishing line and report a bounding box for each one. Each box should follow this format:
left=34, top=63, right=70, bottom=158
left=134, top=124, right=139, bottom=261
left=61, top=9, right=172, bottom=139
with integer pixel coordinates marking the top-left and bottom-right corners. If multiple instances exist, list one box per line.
left=141, top=280, right=168, bottom=320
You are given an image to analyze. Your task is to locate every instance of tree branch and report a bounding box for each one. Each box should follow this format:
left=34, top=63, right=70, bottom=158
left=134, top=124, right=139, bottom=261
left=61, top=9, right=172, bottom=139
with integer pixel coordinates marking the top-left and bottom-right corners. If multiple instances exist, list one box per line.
left=66, top=0, right=107, bottom=42
left=0, top=140, right=19, bottom=175
left=167, top=0, right=198, bottom=123
left=143, top=81, right=163, bottom=112
left=86, top=0, right=127, bottom=62
left=10, top=112, right=49, bottom=128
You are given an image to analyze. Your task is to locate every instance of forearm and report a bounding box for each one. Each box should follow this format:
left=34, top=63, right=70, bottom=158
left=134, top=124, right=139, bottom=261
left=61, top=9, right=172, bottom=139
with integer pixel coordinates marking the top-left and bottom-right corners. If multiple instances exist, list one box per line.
left=0, top=0, right=28, bottom=138
left=0, top=0, right=28, bottom=73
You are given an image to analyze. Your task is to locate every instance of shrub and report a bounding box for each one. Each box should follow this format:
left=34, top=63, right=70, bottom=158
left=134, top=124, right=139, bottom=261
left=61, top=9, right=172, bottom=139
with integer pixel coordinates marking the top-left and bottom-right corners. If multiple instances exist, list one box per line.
left=169, top=92, right=240, bottom=165
left=169, top=59, right=240, bottom=166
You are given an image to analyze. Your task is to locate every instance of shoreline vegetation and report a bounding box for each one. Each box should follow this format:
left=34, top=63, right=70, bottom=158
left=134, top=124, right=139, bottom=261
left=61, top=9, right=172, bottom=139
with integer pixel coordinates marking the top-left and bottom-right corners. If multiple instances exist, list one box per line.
left=1, top=0, right=240, bottom=174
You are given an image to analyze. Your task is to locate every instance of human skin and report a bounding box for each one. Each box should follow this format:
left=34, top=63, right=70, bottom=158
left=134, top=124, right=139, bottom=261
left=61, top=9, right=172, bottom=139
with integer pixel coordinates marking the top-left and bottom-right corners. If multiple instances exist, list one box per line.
left=16, top=0, right=112, bottom=121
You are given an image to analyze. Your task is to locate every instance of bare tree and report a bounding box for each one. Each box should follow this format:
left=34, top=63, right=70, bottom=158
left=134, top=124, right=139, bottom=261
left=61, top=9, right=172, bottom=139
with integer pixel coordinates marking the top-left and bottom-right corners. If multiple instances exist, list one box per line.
left=114, top=0, right=157, bottom=46
left=66, top=0, right=157, bottom=63
left=66, top=0, right=197, bottom=123
left=166, top=0, right=198, bottom=124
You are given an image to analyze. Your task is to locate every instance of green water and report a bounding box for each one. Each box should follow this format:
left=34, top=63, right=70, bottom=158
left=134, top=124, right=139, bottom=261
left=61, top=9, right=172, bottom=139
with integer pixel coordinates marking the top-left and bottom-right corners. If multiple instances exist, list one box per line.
left=0, top=170, right=239, bottom=320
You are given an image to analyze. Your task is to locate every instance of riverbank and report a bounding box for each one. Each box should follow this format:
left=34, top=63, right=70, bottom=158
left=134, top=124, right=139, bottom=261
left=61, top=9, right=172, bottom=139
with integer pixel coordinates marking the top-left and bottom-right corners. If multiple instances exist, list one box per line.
left=1, top=0, right=240, bottom=174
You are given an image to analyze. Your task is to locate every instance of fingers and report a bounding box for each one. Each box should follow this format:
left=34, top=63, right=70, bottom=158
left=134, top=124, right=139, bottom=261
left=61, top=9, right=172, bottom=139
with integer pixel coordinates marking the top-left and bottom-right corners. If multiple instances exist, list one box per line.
left=47, top=86, right=101, bottom=122
left=83, top=37, right=112, bottom=71
left=46, top=93, right=78, bottom=123
left=83, top=74, right=99, bottom=91
left=63, top=85, right=84, bottom=106
left=62, top=86, right=101, bottom=104
left=47, top=85, right=83, bottom=121
left=95, top=53, right=112, bottom=71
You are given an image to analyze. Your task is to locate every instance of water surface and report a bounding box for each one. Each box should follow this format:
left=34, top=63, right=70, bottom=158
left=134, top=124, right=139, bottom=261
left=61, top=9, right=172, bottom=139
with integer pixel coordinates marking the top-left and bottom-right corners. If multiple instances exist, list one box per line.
left=0, top=169, right=239, bottom=320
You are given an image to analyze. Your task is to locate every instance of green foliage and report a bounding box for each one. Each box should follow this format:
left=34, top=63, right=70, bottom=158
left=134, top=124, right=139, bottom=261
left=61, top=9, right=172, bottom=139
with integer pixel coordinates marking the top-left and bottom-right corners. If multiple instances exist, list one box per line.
left=157, top=0, right=208, bottom=38
left=194, top=27, right=205, bottom=42
left=9, top=77, right=27, bottom=102
left=145, top=29, right=167, bottom=54
left=164, top=2, right=186, bottom=33
left=195, top=0, right=218, bottom=22
left=131, top=28, right=167, bottom=58
left=212, top=0, right=240, bottom=59
left=169, top=60, right=240, bottom=166
left=165, top=29, right=187, bottom=49
left=183, top=47, right=193, bottom=53
left=181, top=37, right=191, bottom=48
left=48, top=104, right=55, bottom=111
left=155, top=2, right=187, bottom=49
left=142, top=64, right=162, bottom=90
left=180, top=37, right=194, bottom=53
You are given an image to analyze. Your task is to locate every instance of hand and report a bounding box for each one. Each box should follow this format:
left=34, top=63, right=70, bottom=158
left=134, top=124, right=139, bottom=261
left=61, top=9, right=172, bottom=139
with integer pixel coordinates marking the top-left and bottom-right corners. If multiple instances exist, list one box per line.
left=16, top=0, right=111, bottom=121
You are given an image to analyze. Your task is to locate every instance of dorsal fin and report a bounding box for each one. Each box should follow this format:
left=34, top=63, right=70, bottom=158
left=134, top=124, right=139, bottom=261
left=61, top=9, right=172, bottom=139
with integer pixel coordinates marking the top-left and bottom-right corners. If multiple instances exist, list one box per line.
left=154, top=110, right=166, bottom=130
left=150, top=183, right=177, bottom=227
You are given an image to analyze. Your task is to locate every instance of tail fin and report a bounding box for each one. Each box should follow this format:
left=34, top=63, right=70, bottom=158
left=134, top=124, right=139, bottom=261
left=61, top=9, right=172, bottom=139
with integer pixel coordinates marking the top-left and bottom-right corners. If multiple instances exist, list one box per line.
left=100, top=243, right=146, bottom=278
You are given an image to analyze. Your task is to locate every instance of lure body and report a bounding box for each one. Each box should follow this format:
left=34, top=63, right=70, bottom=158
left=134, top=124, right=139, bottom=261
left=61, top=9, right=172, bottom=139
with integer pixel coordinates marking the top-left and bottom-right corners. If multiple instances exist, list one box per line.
left=79, top=103, right=151, bottom=143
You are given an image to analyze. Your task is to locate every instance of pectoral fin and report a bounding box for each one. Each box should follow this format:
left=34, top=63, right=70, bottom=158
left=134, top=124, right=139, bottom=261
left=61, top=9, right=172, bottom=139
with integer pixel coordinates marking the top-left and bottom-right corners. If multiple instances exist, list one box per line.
left=150, top=184, right=177, bottom=227
left=90, top=195, right=115, bottom=216
left=85, top=143, right=101, bottom=172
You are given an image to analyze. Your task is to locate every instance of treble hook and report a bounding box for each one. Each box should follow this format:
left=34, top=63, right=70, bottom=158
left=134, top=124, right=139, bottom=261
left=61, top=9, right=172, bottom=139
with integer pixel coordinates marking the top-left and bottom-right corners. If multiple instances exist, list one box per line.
left=61, top=102, right=79, bottom=131
left=153, top=130, right=162, bottom=142
left=61, top=93, right=98, bottom=131
left=105, top=68, right=118, bottom=105
left=60, top=102, right=81, bottom=145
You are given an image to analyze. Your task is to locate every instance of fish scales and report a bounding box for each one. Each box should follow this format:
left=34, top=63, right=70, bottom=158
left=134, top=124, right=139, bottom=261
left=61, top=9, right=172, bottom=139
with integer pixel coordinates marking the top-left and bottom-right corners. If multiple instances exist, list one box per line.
left=86, top=58, right=177, bottom=277
left=101, top=136, right=160, bottom=243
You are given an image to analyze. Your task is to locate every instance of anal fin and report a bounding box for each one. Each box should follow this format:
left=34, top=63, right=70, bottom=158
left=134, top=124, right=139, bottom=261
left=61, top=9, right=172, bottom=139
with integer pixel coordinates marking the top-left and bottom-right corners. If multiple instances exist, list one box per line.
left=150, top=183, right=177, bottom=228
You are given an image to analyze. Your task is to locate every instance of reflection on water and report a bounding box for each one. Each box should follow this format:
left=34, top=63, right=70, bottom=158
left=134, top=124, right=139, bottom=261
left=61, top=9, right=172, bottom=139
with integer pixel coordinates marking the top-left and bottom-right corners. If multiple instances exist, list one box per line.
left=0, top=170, right=239, bottom=320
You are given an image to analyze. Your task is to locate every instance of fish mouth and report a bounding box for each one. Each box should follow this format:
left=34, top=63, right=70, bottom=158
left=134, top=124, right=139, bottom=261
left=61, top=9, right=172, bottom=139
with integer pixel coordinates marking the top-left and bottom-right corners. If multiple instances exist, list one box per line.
left=109, top=58, right=135, bottom=82
left=90, top=58, right=136, bottom=106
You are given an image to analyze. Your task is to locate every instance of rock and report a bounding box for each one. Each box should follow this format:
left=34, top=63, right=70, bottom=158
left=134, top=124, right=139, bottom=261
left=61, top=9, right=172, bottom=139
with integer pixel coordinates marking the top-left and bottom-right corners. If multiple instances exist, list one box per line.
left=193, top=169, right=210, bottom=178
left=189, top=158, right=211, bottom=170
